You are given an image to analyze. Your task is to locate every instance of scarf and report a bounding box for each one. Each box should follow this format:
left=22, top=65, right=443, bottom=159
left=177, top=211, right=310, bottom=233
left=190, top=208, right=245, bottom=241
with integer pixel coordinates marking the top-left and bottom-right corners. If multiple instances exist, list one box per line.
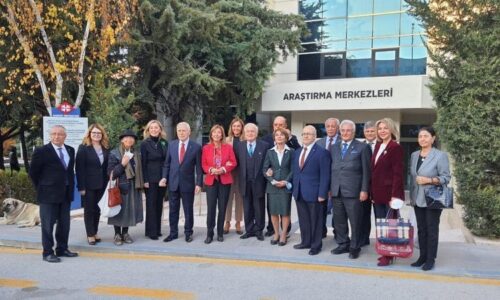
left=118, top=145, right=144, bottom=189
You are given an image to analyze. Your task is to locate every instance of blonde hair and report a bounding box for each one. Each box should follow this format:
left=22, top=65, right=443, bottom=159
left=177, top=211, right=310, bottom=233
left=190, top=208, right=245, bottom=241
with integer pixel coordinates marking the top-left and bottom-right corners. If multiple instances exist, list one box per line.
left=376, top=118, right=400, bottom=142
left=209, top=124, right=226, bottom=144
left=143, top=120, right=167, bottom=140
left=82, top=123, right=110, bottom=149
left=227, top=117, right=245, bottom=142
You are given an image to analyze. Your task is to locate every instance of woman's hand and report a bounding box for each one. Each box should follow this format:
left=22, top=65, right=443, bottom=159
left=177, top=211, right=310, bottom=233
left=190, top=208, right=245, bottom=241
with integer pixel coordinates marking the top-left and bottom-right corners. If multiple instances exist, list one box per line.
left=265, top=168, right=273, bottom=177
left=416, top=176, right=432, bottom=185
left=121, top=154, right=131, bottom=166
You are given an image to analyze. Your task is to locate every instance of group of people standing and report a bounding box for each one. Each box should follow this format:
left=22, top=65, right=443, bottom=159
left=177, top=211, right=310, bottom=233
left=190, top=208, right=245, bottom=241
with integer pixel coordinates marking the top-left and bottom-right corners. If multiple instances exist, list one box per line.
left=29, top=115, right=451, bottom=272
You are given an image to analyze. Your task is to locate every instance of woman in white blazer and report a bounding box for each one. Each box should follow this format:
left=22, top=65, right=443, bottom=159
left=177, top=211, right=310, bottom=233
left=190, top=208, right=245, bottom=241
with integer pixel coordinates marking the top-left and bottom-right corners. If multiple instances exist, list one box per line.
left=409, top=127, right=451, bottom=271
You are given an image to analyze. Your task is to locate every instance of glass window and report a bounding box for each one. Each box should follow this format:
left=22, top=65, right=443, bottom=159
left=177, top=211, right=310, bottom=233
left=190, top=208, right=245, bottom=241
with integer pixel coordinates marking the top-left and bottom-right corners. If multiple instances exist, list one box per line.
left=323, top=18, right=347, bottom=41
left=347, top=39, right=372, bottom=50
left=373, top=37, right=399, bottom=48
left=401, top=13, right=425, bottom=35
left=348, top=0, right=373, bottom=16
left=324, top=0, right=347, bottom=18
left=301, top=43, right=324, bottom=53
left=299, top=0, right=323, bottom=21
left=374, top=0, right=401, bottom=13
left=400, top=35, right=426, bottom=46
left=373, top=49, right=398, bottom=76
left=347, top=16, right=372, bottom=39
left=346, top=50, right=372, bottom=77
left=322, top=53, right=345, bottom=78
left=324, top=40, right=347, bottom=52
left=303, top=21, right=324, bottom=43
left=399, top=46, right=427, bottom=75
left=373, top=14, right=400, bottom=37
left=298, top=54, right=321, bottom=80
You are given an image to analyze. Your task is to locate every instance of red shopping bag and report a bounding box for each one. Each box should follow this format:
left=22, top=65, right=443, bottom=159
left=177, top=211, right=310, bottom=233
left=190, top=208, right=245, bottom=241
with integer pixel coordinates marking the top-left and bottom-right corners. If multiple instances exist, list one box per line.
left=375, top=209, right=414, bottom=258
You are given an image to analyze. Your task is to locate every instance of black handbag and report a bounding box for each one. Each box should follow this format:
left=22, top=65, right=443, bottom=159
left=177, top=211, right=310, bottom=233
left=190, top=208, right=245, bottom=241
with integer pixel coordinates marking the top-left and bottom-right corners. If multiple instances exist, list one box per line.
left=425, top=185, right=453, bottom=209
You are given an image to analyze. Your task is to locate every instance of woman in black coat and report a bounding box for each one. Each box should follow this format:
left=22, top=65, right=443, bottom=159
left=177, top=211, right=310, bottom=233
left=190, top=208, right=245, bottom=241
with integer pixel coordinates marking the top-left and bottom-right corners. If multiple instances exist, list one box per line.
left=76, top=124, right=110, bottom=245
left=141, top=120, right=168, bottom=240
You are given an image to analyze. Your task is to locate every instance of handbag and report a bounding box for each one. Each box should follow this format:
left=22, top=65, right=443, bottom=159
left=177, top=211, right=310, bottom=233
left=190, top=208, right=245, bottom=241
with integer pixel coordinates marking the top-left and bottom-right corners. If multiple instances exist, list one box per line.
left=98, top=180, right=121, bottom=218
left=108, top=173, right=122, bottom=208
left=375, top=209, right=414, bottom=258
left=425, top=184, right=453, bottom=209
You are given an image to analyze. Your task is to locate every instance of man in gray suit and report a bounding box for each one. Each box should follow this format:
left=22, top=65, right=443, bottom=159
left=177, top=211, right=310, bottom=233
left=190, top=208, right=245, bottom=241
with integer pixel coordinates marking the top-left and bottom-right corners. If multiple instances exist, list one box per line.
left=316, top=117, right=340, bottom=238
left=330, top=120, right=371, bottom=259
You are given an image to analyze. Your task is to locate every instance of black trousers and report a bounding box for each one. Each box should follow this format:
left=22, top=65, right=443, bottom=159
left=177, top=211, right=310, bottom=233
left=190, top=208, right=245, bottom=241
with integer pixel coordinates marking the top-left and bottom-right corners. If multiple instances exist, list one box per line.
left=243, top=181, right=265, bottom=234
left=168, top=190, right=195, bottom=236
left=145, top=184, right=166, bottom=238
left=359, top=200, right=372, bottom=245
left=373, top=203, right=389, bottom=219
left=206, top=181, right=231, bottom=237
left=82, top=188, right=104, bottom=237
left=296, top=196, right=325, bottom=251
left=323, top=197, right=335, bottom=237
left=333, top=194, right=362, bottom=250
left=40, top=196, right=71, bottom=257
left=414, top=206, right=442, bottom=262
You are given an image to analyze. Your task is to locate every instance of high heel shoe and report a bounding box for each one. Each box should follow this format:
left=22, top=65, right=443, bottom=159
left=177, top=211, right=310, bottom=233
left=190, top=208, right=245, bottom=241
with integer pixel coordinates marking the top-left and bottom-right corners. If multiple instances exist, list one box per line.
left=377, top=256, right=394, bottom=266
left=87, top=237, right=96, bottom=245
left=235, top=222, right=243, bottom=235
left=411, top=257, right=427, bottom=267
left=223, top=222, right=230, bottom=234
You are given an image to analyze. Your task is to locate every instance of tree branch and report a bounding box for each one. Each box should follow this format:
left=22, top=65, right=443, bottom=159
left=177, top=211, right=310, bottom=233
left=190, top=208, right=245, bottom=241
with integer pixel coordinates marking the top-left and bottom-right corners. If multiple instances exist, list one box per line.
left=74, top=0, right=95, bottom=108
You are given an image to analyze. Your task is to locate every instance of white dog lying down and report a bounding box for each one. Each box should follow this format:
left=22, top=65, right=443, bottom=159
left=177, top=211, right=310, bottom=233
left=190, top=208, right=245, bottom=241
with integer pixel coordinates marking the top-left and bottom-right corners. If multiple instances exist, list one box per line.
left=0, top=198, right=40, bottom=227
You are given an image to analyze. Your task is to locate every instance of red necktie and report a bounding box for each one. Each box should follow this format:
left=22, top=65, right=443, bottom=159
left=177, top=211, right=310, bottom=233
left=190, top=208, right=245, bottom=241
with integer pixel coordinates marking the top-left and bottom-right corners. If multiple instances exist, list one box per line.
left=299, top=147, right=308, bottom=169
left=179, top=142, right=186, bottom=164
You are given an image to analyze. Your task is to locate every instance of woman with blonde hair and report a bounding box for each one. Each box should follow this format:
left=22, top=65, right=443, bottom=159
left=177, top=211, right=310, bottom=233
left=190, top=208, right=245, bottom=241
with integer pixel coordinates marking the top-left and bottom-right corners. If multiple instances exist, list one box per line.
left=224, top=117, right=245, bottom=234
left=140, top=120, right=168, bottom=240
left=76, top=123, right=110, bottom=245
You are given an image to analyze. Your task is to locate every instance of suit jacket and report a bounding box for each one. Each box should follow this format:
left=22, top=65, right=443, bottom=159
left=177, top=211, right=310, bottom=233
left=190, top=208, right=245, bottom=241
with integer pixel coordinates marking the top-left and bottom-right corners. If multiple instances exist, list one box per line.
left=330, top=139, right=371, bottom=198
left=29, top=143, right=75, bottom=203
left=202, top=143, right=237, bottom=185
left=410, top=148, right=451, bottom=207
left=162, top=139, right=203, bottom=193
left=292, top=143, right=331, bottom=202
left=75, top=144, right=109, bottom=191
left=316, top=134, right=340, bottom=151
left=140, top=138, right=168, bottom=183
left=262, top=133, right=301, bottom=150
left=262, top=147, right=294, bottom=194
left=370, top=140, right=405, bottom=204
left=236, top=139, right=271, bottom=197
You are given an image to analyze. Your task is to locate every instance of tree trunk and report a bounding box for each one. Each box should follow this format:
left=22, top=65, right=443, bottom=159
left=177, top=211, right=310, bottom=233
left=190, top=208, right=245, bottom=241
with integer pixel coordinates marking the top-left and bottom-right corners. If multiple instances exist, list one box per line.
left=20, top=128, right=29, bottom=173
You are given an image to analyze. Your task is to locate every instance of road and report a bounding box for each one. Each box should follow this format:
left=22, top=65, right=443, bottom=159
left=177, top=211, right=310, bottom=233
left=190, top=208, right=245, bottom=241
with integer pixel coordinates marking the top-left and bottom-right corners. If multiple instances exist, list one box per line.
left=1, top=246, right=499, bottom=300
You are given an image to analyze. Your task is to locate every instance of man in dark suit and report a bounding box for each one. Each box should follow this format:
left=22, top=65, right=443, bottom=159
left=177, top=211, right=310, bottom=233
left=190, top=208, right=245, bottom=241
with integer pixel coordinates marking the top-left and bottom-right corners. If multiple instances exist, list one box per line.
left=237, top=123, right=270, bottom=241
left=292, top=125, right=331, bottom=255
left=160, top=122, right=202, bottom=243
left=261, top=116, right=299, bottom=236
left=359, top=120, right=376, bottom=247
left=29, top=125, right=78, bottom=263
left=330, top=120, right=371, bottom=259
left=316, top=117, right=340, bottom=238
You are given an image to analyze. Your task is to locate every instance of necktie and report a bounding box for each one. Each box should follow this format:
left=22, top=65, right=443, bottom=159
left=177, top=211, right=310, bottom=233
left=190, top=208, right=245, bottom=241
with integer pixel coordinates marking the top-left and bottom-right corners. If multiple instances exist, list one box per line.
left=299, top=147, right=308, bottom=169
left=369, top=142, right=374, bottom=153
left=248, top=143, right=253, bottom=156
left=341, top=143, right=348, bottom=159
left=58, top=147, right=67, bottom=169
left=179, top=142, right=186, bottom=163
left=328, top=137, right=333, bottom=152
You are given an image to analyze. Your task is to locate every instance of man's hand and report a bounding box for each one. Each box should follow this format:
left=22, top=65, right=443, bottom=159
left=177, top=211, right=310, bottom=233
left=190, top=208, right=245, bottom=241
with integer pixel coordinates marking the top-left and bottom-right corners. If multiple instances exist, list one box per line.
left=359, top=191, right=368, bottom=201
left=144, top=182, right=149, bottom=189
left=195, top=185, right=202, bottom=194
left=265, top=168, right=273, bottom=177
left=159, top=178, right=167, bottom=187
left=79, top=190, right=86, bottom=196
left=318, top=197, right=325, bottom=202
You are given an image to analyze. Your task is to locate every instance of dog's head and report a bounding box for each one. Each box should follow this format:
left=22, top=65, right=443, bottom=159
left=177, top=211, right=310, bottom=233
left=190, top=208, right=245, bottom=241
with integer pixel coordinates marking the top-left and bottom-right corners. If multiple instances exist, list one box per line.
left=2, top=198, right=21, bottom=214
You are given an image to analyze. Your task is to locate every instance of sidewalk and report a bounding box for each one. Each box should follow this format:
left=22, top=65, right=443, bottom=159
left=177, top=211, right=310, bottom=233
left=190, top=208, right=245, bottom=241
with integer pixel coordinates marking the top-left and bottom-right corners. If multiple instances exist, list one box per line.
left=1, top=193, right=499, bottom=280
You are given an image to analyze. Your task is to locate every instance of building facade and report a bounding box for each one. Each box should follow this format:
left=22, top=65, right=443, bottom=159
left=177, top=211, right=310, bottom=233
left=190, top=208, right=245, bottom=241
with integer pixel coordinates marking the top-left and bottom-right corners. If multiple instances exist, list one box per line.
left=262, top=0, right=437, bottom=186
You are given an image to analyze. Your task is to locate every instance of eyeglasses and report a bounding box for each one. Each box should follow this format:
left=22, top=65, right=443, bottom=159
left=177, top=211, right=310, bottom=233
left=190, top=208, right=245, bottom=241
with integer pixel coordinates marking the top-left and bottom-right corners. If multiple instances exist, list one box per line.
left=301, top=133, right=314, bottom=136
left=91, top=132, right=102, bottom=135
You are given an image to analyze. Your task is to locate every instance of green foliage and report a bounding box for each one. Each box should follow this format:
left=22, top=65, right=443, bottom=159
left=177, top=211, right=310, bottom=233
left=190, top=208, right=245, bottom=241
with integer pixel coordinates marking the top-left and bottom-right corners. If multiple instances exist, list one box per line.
left=86, top=71, right=137, bottom=148
left=0, top=170, right=37, bottom=215
left=407, top=0, right=500, bottom=237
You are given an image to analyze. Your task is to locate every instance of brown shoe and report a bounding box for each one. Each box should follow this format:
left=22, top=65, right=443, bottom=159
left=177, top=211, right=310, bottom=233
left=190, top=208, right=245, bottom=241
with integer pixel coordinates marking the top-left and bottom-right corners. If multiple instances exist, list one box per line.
left=223, top=222, right=230, bottom=234
left=235, top=222, right=243, bottom=235
left=114, top=234, right=123, bottom=246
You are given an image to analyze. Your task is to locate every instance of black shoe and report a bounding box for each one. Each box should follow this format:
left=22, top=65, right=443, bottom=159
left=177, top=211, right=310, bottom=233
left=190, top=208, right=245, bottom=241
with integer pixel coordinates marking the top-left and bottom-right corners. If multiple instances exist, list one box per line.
left=148, top=236, right=159, bottom=240
left=270, top=239, right=279, bottom=245
left=217, top=236, right=224, bottom=242
left=331, top=245, right=349, bottom=255
left=278, top=240, right=287, bottom=246
left=422, top=260, right=435, bottom=271
left=163, top=235, right=178, bottom=242
left=185, top=234, right=193, bottom=243
left=293, top=244, right=309, bottom=250
left=411, top=257, right=427, bottom=267
left=309, top=248, right=321, bottom=255
left=240, top=232, right=255, bottom=239
left=349, top=248, right=360, bottom=259
left=43, top=254, right=61, bottom=263
left=56, top=250, right=79, bottom=258
left=256, top=233, right=265, bottom=241
left=204, top=236, right=213, bottom=244
left=265, top=230, right=274, bottom=237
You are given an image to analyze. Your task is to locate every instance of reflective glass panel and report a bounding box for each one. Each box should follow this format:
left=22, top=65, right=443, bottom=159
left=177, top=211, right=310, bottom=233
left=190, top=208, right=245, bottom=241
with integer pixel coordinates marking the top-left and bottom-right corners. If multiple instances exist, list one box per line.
left=399, top=46, right=427, bottom=75
left=324, top=40, right=347, bottom=52
left=346, top=50, right=372, bottom=77
left=301, top=43, right=324, bottom=53
left=373, top=37, right=400, bottom=48
left=298, top=54, right=321, bottom=80
left=373, top=14, right=400, bottom=37
left=347, top=39, right=372, bottom=50
left=401, top=13, right=425, bottom=35
left=348, top=0, right=373, bottom=16
left=347, top=16, right=372, bottom=39
left=373, top=50, right=397, bottom=76
left=400, top=35, right=426, bottom=46
left=323, top=53, right=345, bottom=77
left=374, top=0, right=401, bottom=13
left=324, top=0, right=348, bottom=18
left=303, top=21, right=325, bottom=43
left=299, top=0, right=323, bottom=20
left=323, top=18, right=347, bottom=41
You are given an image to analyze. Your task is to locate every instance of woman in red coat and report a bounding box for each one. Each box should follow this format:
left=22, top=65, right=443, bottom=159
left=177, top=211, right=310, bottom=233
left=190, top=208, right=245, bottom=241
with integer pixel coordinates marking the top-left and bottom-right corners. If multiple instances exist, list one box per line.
left=202, top=125, right=237, bottom=244
left=370, top=118, right=405, bottom=266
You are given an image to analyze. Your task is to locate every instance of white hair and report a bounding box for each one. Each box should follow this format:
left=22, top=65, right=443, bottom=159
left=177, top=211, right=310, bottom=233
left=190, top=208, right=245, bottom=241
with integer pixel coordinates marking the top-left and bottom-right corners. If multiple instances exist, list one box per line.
left=340, top=120, right=356, bottom=130
left=176, top=122, right=191, bottom=132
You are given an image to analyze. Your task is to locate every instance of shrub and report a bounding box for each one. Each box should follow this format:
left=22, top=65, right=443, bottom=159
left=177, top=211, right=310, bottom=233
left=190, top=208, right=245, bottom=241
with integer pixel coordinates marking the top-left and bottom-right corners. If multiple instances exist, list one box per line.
left=0, top=170, right=37, bottom=216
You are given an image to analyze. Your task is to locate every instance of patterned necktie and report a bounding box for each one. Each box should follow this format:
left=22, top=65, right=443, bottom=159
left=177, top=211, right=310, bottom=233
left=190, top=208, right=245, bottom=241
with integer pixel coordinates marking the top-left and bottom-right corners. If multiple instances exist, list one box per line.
left=58, top=147, right=67, bottom=169
left=328, top=137, right=333, bottom=152
left=179, top=142, right=186, bottom=163
left=299, top=147, right=308, bottom=169
left=248, top=143, right=254, bottom=156
left=341, top=143, right=348, bottom=159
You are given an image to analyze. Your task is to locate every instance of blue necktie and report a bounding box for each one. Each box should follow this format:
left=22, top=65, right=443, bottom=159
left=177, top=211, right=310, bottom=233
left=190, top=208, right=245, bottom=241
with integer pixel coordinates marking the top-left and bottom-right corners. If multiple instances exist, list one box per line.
left=248, top=143, right=254, bottom=156
left=341, top=143, right=348, bottom=159
left=58, top=147, right=67, bottom=169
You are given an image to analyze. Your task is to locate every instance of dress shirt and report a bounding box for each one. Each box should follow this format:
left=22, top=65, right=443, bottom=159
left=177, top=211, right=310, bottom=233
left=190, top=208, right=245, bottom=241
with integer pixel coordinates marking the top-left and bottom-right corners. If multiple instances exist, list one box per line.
left=299, top=141, right=316, bottom=163
left=51, top=143, right=69, bottom=166
left=178, top=139, right=189, bottom=158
